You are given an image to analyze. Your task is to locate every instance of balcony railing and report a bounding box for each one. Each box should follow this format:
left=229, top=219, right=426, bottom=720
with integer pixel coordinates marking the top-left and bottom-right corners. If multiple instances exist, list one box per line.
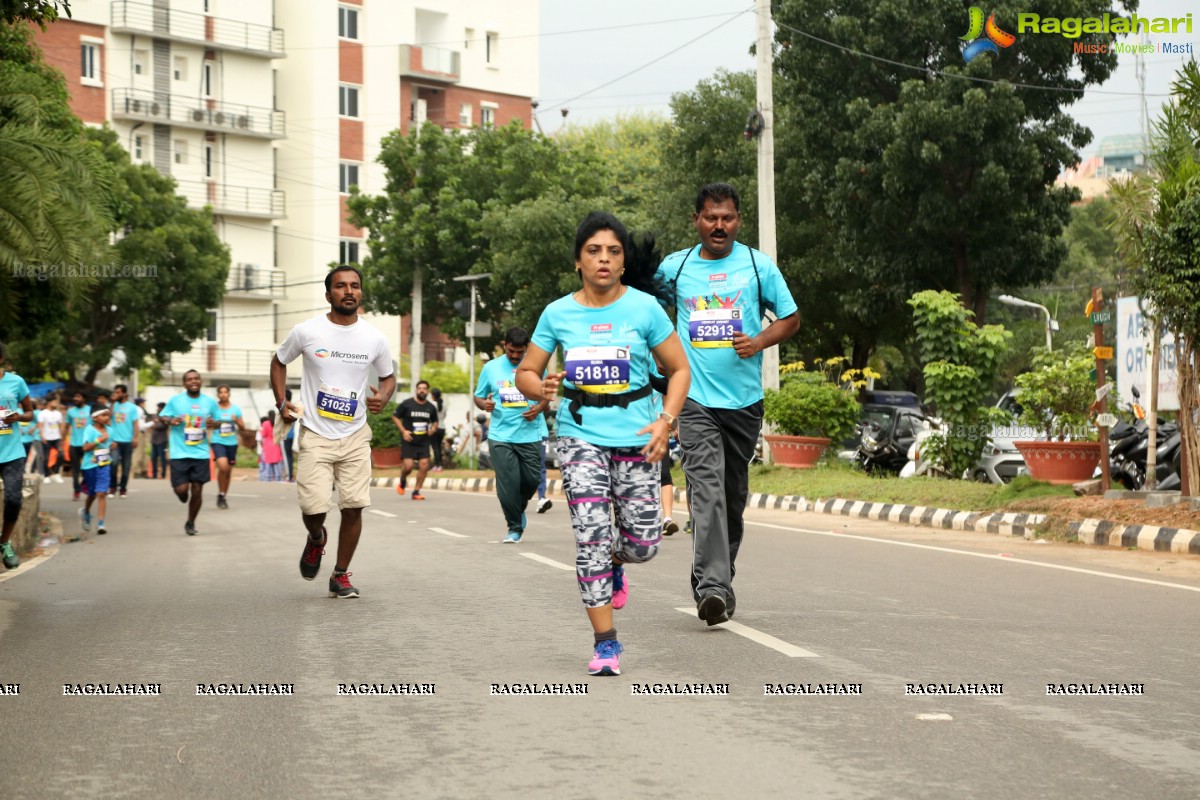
left=398, top=45, right=460, bottom=83
left=112, top=1, right=285, bottom=58
left=226, top=264, right=286, bottom=298
left=113, top=89, right=285, bottom=139
left=176, top=180, right=286, bottom=220
left=168, top=346, right=278, bottom=377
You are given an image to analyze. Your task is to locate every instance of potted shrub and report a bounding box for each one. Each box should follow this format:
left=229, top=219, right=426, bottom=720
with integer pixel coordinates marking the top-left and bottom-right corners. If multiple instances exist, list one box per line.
left=367, top=401, right=403, bottom=468
left=1012, top=344, right=1101, bottom=484
left=763, top=359, right=865, bottom=468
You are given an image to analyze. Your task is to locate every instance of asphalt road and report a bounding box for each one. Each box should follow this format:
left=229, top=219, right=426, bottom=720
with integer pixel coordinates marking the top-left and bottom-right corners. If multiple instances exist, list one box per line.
left=1, top=477, right=1198, bottom=800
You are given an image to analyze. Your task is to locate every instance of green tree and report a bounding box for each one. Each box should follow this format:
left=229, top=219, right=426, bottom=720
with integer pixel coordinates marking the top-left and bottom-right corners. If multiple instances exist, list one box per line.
left=908, top=290, right=1011, bottom=478
left=773, top=0, right=1134, bottom=368
left=1134, top=61, right=1200, bottom=491
left=0, top=0, right=70, bottom=27
left=0, top=20, right=111, bottom=329
left=650, top=69, right=758, bottom=253
left=556, top=112, right=667, bottom=230
left=348, top=121, right=609, bottom=342
left=10, top=127, right=229, bottom=387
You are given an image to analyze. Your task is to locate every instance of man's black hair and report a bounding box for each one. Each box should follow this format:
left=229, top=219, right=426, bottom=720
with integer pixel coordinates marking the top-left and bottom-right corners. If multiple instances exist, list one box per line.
left=504, top=327, right=530, bottom=347
left=695, top=182, right=740, bottom=213
left=114, top=383, right=128, bottom=393
left=325, top=266, right=364, bottom=294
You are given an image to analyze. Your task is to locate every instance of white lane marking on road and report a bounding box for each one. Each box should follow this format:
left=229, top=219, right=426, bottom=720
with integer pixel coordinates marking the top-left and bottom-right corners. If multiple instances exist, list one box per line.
left=748, top=520, right=1200, bottom=594
left=367, top=509, right=398, bottom=518
left=520, top=553, right=574, bottom=571
left=429, top=527, right=469, bottom=539
left=226, top=494, right=259, bottom=498
left=916, top=713, right=954, bottom=721
left=674, top=608, right=820, bottom=658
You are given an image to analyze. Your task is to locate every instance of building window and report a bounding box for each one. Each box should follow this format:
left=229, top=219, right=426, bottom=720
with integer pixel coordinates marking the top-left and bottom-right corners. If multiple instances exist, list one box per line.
left=339, top=240, right=360, bottom=265
left=202, top=62, right=213, bottom=97
left=174, top=140, right=187, bottom=165
left=134, top=135, right=144, bottom=161
left=339, top=85, right=359, bottom=118
left=204, top=143, right=214, bottom=178
left=339, top=162, right=359, bottom=194
left=206, top=311, right=218, bottom=342
left=80, top=41, right=102, bottom=86
left=464, top=28, right=474, bottom=49
left=133, top=49, right=148, bottom=76
left=338, top=6, right=358, bottom=40
left=480, top=104, right=496, bottom=127
left=173, top=56, right=187, bottom=82
left=485, top=32, right=498, bottom=64
left=459, top=104, right=472, bottom=126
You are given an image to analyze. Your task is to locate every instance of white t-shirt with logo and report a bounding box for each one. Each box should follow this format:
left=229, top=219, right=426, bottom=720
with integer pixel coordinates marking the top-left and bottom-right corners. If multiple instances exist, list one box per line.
left=38, top=408, right=64, bottom=442
left=276, top=314, right=394, bottom=440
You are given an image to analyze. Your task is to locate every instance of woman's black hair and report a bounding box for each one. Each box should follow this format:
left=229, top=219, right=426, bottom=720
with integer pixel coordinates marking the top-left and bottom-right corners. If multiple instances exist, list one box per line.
left=573, top=211, right=630, bottom=260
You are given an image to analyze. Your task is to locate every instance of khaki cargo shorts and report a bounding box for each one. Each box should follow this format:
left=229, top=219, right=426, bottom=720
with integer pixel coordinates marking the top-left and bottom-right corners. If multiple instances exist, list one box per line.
left=296, top=423, right=372, bottom=514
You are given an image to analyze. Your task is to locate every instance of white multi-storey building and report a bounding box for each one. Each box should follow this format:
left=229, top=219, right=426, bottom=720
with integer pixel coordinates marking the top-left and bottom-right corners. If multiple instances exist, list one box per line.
left=36, top=0, right=539, bottom=389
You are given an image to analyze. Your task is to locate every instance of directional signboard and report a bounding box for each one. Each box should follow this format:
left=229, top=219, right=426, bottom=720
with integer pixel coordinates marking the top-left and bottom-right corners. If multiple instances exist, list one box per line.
left=1095, top=413, right=1118, bottom=428
left=1092, top=346, right=1114, bottom=360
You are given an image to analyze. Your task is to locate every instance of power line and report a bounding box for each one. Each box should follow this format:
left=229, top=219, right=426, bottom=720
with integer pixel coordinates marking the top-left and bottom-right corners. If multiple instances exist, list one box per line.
left=536, top=6, right=755, bottom=115
left=768, top=14, right=1174, bottom=98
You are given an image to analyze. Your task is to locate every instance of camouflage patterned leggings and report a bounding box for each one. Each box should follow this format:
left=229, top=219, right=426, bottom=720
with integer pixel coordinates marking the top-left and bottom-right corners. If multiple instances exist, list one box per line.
left=556, top=437, right=662, bottom=608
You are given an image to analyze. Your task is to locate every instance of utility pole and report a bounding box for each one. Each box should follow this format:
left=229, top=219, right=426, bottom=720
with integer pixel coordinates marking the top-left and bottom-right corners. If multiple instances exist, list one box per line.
left=411, top=264, right=423, bottom=393
left=755, top=0, right=779, bottom=392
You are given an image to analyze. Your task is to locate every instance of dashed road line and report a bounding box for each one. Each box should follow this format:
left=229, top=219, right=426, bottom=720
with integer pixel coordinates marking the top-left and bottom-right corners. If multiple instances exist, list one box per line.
left=674, top=608, right=820, bottom=658
left=520, top=552, right=574, bottom=571
left=367, top=509, right=397, bottom=519
left=429, top=527, right=469, bottom=539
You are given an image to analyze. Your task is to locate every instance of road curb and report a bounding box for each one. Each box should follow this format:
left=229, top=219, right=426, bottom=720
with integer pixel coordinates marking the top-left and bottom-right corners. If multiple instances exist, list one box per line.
left=1069, top=518, right=1200, bottom=555
left=791, top=497, right=1046, bottom=538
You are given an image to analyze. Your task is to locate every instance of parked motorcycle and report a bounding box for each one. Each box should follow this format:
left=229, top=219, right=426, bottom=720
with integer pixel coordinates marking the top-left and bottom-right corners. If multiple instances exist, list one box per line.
left=1110, top=387, right=1183, bottom=490
left=856, top=406, right=930, bottom=475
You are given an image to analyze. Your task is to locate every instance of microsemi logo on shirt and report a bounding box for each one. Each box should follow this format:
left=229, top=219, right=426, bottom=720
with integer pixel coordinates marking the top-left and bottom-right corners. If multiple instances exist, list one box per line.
left=314, top=348, right=368, bottom=361
left=590, top=324, right=612, bottom=332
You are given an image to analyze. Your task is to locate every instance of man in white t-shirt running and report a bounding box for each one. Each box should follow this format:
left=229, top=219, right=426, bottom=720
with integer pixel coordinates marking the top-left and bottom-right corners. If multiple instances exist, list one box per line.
left=271, top=266, right=395, bottom=599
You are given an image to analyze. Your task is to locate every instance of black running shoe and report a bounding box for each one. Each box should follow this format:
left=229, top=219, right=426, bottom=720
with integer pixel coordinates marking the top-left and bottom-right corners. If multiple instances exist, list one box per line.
left=184, top=521, right=197, bottom=536
left=329, top=571, right=359, bottom=598
left=299, top=527, right=327, bottom=581
left=697, top=593, right=728, bottom=626
left=217, top=495, right=228, bottom=510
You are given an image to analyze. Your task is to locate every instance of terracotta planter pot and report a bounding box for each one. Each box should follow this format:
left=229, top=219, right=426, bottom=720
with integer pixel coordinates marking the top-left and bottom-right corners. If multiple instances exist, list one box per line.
left=370, top=447, right=402, bottom=469
left=1013, top=440, right=1102, bottom=485
left=764, top=434, right=830, bottom=469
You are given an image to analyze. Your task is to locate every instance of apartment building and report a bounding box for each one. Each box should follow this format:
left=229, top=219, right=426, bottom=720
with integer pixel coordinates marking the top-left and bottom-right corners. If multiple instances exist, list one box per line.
left=35, top=0, right=539, bottom=388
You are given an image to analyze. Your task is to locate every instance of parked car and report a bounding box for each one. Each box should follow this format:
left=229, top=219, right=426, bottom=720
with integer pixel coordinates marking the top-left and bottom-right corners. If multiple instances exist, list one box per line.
left=969, top=390, right=1028, bottom=484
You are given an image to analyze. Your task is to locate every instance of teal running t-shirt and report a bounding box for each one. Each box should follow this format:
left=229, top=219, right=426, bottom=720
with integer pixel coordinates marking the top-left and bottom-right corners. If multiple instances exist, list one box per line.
left=161, top=392, right=220, bottom=460
left=531, top=287, right=674, bottom=448
left=212, top=404, right=243, bottom=446
left=66, top=405, right=92, bottom=446
left=0, top=372, right=30, bottom=463
left=109, top=401, right=138, bottom=443
left=474, top=357, right=547, bottom=445
left=655, top=242, right=797, bottom=410
left=81, top=425, right=113, bottom=471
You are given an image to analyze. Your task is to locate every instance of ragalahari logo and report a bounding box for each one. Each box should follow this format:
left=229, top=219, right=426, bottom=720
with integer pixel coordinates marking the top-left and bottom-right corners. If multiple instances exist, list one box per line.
left=314, top=349, right=330, bottom=358
left=961, top=7, right=1016, bottom=62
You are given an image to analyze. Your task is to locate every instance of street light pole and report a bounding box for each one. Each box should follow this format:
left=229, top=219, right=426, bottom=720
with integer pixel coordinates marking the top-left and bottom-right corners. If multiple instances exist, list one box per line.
left=453, top=273, right=492, bottom=469
left=997, top=294, right=1057, bottom=351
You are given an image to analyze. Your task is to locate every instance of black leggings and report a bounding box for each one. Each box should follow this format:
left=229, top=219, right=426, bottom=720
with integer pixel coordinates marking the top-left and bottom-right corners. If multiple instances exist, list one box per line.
left=2, top=457, right=23, bottom=525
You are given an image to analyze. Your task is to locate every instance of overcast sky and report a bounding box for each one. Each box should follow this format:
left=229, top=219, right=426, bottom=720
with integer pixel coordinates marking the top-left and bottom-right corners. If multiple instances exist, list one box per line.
left=537, top=0, right=1196, bottom=159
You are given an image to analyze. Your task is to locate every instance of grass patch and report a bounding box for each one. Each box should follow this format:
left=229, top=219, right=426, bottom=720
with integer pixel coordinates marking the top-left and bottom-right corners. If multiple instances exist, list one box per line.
left=734, top=460, right=1074, bottom=512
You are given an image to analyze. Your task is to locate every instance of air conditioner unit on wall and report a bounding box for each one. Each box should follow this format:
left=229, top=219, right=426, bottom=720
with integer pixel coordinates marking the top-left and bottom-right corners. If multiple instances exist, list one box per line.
left=129, top=98, right=142, bottom=113
left=149, top=102, right=161, bottom=116
left=237, top=115, right=249, bottom=129
left=214, top=112, right=225, bottom=125
left=192, top=109, right=205, bottom=122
